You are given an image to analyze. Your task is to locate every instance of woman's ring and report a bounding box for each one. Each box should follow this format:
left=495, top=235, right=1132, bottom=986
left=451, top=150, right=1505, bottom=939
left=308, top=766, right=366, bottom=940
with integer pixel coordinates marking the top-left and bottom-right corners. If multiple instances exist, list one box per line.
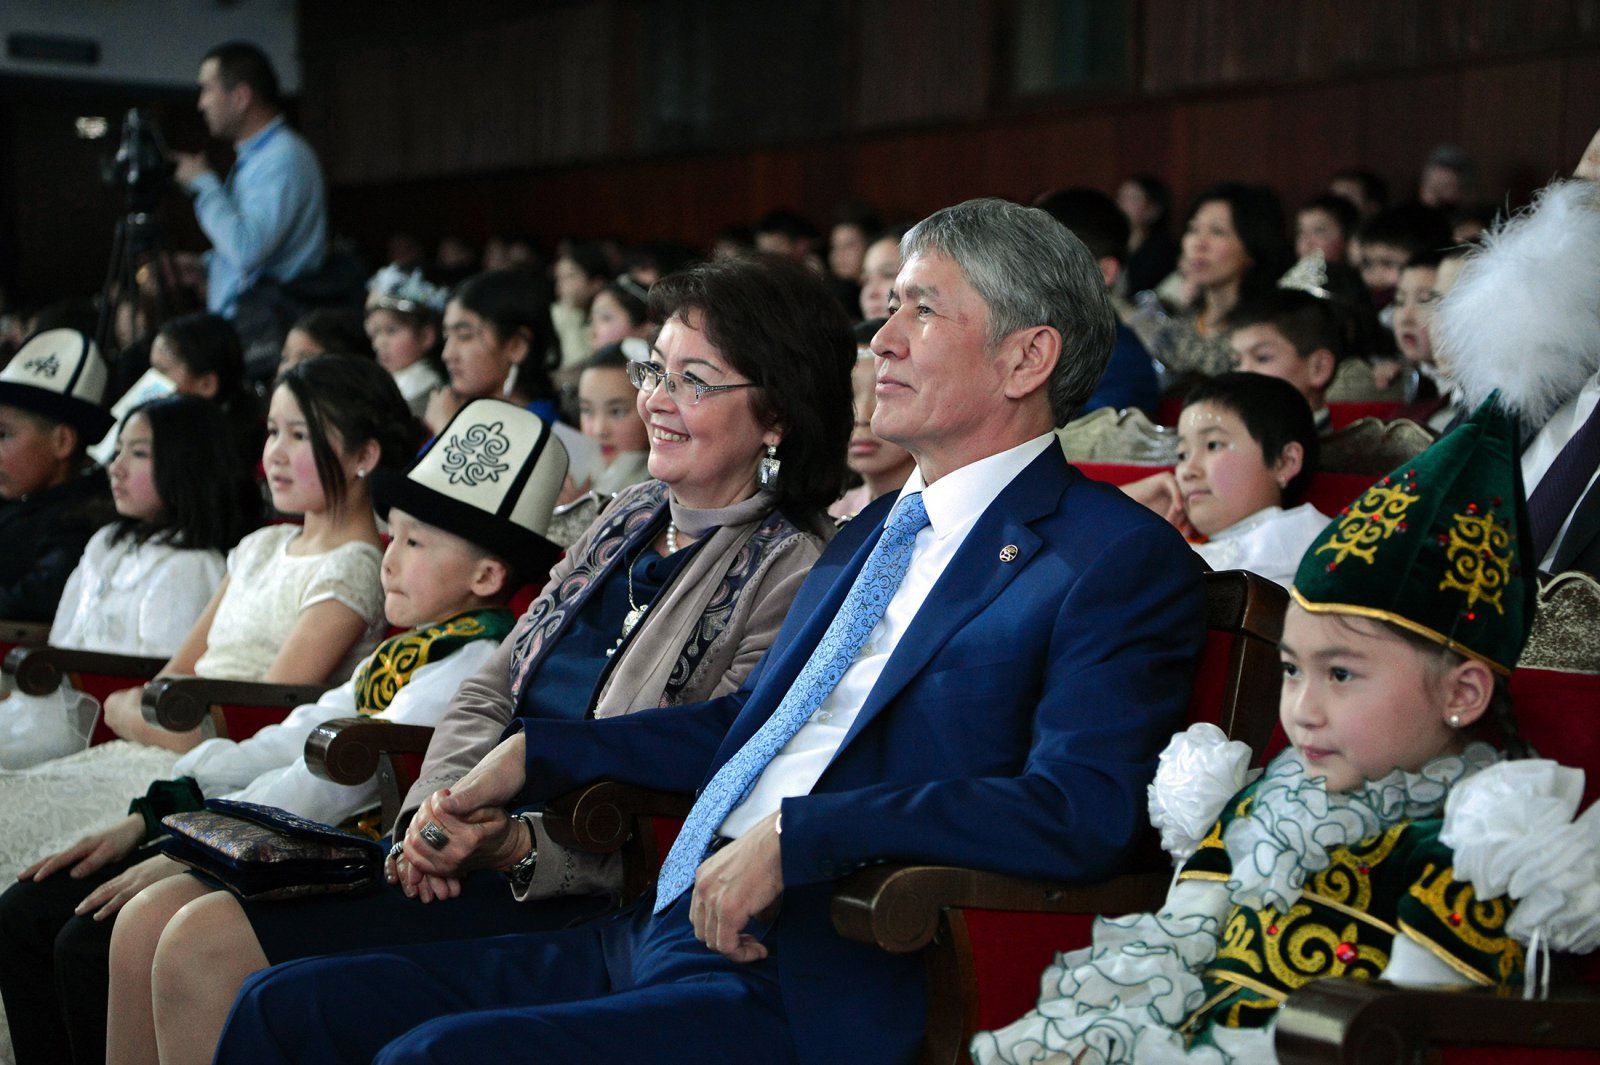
left=388, top=842, right=404, bottom=862
left=420, top=821, right=450, bottom=850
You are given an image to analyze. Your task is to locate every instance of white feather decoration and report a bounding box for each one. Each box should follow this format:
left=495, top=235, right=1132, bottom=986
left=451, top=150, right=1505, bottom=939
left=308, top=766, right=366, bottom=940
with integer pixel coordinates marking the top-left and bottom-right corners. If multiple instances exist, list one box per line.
left=1436, top=178, right=1600, bottom=428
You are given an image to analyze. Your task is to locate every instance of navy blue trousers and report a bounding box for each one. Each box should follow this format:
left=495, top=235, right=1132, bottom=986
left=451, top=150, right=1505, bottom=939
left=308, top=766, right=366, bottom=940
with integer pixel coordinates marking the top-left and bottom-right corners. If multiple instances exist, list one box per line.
left=216, top=893, right=797, bottom=1064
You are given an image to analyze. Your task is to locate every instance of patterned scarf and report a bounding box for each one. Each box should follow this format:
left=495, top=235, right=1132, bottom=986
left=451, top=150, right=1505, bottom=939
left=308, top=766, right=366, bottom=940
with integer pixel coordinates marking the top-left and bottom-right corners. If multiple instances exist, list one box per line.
left=353, top=608, right=514, bottom=716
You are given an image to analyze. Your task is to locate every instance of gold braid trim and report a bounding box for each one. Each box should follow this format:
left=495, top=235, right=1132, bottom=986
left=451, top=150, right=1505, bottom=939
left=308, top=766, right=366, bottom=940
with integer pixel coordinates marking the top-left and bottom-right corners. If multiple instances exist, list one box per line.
left=1201, top=970, right=1289, bottom=1005
left=1178, top=870, right=1231, bottom=883
left=1179, top=986, right=1240, bottom=1035
left=1396, top=921, right=1497, bottom=986
left=1289, top=588, right=1512, bottom=676
left=1300, top=890, right=1399, bottom=937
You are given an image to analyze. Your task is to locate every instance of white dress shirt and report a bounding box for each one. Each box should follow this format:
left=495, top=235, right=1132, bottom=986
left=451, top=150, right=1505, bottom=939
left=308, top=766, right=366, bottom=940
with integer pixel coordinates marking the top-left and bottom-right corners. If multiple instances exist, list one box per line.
left=719, top=432, right=1056, bottom=838
left=1521, top=369, right=1600, bottom=570
left=1192, top=503, right=1329, bottom=590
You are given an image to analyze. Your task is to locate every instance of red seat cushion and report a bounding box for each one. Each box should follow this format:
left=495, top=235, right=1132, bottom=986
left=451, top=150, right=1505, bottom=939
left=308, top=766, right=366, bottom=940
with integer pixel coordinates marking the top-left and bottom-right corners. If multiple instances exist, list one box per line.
left=1327, top=401, right=1405, bottom=429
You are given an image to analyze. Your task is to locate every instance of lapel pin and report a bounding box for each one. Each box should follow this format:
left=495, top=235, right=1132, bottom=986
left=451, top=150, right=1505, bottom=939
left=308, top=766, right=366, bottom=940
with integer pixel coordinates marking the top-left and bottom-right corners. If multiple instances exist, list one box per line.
left=999, top=544, right=1019, bottom=563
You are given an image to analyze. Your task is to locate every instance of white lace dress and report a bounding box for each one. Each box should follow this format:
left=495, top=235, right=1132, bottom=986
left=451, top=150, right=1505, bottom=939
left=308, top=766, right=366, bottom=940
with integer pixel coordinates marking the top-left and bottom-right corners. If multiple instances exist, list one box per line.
left=0, top=526, right=225, bottom=769
left=0, top=524, right=385, bottom=879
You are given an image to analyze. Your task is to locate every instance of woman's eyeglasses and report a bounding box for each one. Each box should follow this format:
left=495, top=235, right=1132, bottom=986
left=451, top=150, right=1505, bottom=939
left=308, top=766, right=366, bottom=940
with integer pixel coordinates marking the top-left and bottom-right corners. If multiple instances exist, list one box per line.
left=626, top=361, right=756, bottom=405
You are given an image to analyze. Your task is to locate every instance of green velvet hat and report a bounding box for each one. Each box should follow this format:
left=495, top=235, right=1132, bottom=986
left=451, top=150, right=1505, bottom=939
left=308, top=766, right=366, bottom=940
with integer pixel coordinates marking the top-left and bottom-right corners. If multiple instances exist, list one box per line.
left=1290, top=394, right=1535, bottom=675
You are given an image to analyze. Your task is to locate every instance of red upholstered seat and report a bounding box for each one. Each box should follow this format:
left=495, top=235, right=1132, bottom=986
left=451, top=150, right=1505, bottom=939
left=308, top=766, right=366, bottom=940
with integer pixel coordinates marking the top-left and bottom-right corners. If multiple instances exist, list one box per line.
left=1076, top=463, right=1375, bottom=520
left=1327, top=400, right=1405, bottom=428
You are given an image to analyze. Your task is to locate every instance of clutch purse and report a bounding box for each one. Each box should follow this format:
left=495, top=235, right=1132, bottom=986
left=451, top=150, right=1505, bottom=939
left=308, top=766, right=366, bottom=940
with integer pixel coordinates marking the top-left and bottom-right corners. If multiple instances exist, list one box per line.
left=159, top=799, right=386, bottom=901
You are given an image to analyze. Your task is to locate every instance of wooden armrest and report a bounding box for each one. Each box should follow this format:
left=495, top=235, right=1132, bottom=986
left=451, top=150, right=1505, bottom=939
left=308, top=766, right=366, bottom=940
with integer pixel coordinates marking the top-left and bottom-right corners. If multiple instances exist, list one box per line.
left=142, top=676, right=328, bottom=732
left=542, top=781, right=695, bottom=854
left=305, top=717, right=436, bottom=785
left=830, top=864, right=1171, bottom=954
left=0, top=620, right=50, bottom=645
left=3, top=645, right=165, bottom=696
left=1275, top=979, right=1600, bottom=1063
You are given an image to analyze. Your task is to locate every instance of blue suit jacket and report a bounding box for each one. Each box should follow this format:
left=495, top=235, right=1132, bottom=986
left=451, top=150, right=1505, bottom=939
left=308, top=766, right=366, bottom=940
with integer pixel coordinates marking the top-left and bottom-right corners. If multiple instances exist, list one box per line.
left=517, top=444, right=1207, bottom=1063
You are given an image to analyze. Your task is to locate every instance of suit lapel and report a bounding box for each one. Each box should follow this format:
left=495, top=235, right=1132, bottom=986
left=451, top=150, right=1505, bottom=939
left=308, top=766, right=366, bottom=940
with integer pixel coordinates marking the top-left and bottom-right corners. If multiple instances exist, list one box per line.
left=829, top=447, right=1071, bottom=758
left=1552, top=478, right=1600, bottom=573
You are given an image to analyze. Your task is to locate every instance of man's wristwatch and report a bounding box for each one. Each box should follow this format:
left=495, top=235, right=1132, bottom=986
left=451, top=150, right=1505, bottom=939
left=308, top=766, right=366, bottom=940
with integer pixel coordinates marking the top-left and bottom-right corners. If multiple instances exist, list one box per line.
left=502, top=812, right=539, bottom=890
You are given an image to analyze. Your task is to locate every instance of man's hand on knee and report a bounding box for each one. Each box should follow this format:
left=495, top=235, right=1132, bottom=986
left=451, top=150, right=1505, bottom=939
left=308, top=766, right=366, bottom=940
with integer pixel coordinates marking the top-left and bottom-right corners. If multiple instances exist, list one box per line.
left=687, top=811, right=784, bottom=963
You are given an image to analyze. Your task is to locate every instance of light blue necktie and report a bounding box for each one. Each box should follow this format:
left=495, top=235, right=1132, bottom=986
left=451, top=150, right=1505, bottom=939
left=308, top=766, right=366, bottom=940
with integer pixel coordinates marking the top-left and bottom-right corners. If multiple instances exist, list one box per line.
left=653, top=492, right=930, bottom=912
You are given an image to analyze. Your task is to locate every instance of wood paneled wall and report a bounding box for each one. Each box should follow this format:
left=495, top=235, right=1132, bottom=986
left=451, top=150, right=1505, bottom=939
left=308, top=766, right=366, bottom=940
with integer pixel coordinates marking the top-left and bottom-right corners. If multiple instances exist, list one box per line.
left=322, top=45, right=1600, bottom=257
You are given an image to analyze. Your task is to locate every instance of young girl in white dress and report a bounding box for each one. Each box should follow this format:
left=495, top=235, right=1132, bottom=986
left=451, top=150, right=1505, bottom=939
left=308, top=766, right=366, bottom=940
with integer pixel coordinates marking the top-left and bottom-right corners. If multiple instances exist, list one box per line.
left=0, top=395, right=247, bottom=769
left=1122, top=373, right=1329, bottom=589
left=0, top=356, right=419, bottom=879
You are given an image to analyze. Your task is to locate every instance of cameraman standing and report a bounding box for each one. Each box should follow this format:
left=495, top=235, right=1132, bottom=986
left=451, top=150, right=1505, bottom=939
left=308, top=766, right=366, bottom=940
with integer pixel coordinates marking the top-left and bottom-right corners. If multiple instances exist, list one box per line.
left=172, top=42, right=326, bottom=330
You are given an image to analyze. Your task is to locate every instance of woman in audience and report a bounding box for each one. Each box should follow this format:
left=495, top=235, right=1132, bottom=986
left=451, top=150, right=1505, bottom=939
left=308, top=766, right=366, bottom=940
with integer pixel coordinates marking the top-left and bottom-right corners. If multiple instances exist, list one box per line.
left=832, top=319, right=914, bottom=518
left=365, top=266, right=448, bottom=418
left=423, top=269, right=561, bottom=435
left=1116, top=174, right=1180, bottom=296
left=107, top=253, right=855, bottom=1065
left=551, top=240, right=611, bottom=370
left=1121, top=373, right=1326, bottom=589
left=0, top=396, right=246, bottom=770
left=858, top=233, right=902, bottom=321
left=1151, top=183, right=1294, bottom=381
left=0, top=356, right=414, bottom=882
left=276, top=307, right=374, bottom=375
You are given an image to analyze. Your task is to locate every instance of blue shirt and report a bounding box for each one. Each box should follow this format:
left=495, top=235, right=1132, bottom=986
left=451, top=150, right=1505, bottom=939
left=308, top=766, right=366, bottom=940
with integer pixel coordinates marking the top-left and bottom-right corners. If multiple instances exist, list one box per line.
left=1081, top=321, right=1160, bottom=417
left=187, top=117, right=327, bottom=318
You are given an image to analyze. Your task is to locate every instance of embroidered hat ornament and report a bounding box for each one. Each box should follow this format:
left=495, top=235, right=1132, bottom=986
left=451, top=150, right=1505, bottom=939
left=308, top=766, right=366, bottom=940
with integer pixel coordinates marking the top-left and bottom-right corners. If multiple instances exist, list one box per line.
left=370, top=398, right=568, bottom=576
left=1291, top=392, right=1534, bottom=675
left=0, top=329, right=115, bottom=440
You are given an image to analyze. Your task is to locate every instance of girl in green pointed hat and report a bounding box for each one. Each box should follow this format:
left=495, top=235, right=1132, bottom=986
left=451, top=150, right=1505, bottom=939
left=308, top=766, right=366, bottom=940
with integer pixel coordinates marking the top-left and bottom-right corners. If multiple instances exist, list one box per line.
left=976, top=397, right=1600, bottom=1063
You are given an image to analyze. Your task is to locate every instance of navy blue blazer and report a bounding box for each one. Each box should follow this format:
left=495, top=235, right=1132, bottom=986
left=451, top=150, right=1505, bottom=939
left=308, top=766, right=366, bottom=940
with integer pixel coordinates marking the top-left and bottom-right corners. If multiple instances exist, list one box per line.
left=516, top=443, right=1207, bottom=1064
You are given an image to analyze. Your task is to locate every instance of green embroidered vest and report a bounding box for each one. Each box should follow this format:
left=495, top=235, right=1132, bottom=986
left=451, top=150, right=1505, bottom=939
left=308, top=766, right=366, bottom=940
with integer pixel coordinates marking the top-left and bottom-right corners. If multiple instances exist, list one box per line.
left=352, top=609, right=514, bottom=716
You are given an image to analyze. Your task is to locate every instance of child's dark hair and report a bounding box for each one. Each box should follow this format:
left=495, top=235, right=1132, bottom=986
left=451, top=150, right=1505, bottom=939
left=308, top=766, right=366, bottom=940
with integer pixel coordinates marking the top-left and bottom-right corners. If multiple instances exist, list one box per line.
left=451, top=269, right=559, bottom=403
left=1033, top=187, right=1130, bottom=265
left=1183, top=372, right=1320, bottom=505
left=1224, top=289, right=1351, bottom=364
left=1298, top=193, right=1361, bottom=241
left=1335, top=614, right=1529, bottom=759
left=156, top=313, right=246, bottom=399
left=601, top=276, right=651, bottom=327
left=1356, top=204, right=1453, bottom=259
left=291, top=308, right=375, bottom=360
left=581, top=344, right=632, bottom=375
left=273, top=356, right=422, bottom=513
left=1329, top=168, right=1389, bottom=212
left=111, top=395, right=250, bottom=552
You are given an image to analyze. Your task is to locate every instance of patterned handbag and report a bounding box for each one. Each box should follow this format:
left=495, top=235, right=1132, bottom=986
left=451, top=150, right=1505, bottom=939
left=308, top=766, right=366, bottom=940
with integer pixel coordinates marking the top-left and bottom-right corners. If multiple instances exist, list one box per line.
left=158, top=799, right=387, bottom=901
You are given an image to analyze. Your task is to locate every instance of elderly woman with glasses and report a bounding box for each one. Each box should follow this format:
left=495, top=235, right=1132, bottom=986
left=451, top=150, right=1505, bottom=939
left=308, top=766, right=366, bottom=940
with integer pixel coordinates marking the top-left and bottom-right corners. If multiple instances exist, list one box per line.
left=102, top=254, right=855, bottom=1065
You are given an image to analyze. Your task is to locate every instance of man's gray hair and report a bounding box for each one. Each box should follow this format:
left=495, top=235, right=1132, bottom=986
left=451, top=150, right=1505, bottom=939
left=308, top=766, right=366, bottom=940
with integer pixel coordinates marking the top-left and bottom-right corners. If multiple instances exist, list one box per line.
left=901, top=198, right=1115, bottom=425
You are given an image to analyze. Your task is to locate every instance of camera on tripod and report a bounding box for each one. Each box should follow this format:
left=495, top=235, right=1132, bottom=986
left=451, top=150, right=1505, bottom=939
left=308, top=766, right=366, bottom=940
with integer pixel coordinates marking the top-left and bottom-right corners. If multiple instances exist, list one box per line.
left=101, top=108, right=176, bottom=215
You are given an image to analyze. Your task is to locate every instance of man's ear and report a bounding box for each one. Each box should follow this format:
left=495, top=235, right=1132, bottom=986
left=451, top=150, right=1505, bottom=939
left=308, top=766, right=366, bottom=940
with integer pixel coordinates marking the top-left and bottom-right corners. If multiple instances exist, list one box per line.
left=1272, top=440, right=1305, bottom=491
left=1097, top=256, right=1121, bottom=291
left=1000, top=325, right=1061, bottom=405
left=1307, top=347, right=1337, bottom=392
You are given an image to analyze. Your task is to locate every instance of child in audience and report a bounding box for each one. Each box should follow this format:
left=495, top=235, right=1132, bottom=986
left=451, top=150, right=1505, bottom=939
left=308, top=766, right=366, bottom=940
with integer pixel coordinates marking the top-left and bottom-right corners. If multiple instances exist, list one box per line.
left=1294, top=193, right=1360, bottom=265
left=424, top=269, right=560, bottom=434
left=858, top=234, right=902, bottom=321
left=365, top=265, right=448, bottom=418
left=147, top=313, right=264, bottom=505
left=0, top=356, right=417, bottom=883
left=0, top=329, right=117, bottom=622
left=976, top=399, right=1591, bottom=1064
left=551, top=241, right=610, bottom=370
left=0, top=401, right=570, bottom=1065
left=0, top=396, right=247, bottom=770
left=1225, top=289, right=1344, bottom=431
left=1122, top=373, right=1327, bottom=589
left=1354, top=204, right=1452, bottom=319
left=576, top=344, right=650, bottom=496
left=586, top=276, right=653, bottom=353
left=832, top=320, right=915, bottom=518
left=276, top=308, right=374, bottom=376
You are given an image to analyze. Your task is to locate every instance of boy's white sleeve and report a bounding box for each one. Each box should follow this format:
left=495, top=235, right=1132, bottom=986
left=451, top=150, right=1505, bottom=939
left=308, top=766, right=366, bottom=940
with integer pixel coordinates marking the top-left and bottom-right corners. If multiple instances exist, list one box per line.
left=173, top=677, right=359, bottom=794
left=219, top=640, right=496, bottom=827
left=1381, top=935, right=1480, bottom=987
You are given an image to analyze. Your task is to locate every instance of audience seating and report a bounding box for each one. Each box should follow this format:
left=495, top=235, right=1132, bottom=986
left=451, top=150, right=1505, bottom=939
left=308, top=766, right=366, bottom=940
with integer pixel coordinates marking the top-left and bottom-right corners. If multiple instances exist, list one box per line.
left=1318, top=417, right=1435, bottom=476
left=0, top=619, right=51, bottom=670
left=1075, top=462, right=1377, bottom=518
left=1055, top=406, right=1177, bottom=466
left=1156, top=396, right=1410, bottom=430
left=2, top=643, right=166, bottom=744
left=1273, top=569, right=1600, bottom=1064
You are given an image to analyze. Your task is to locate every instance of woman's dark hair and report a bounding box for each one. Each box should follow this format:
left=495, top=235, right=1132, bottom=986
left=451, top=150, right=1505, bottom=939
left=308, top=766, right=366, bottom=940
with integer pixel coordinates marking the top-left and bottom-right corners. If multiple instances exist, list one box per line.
left=648, top=253, right=854, bottom=521
left=561, top=241, right=612, bottom=284
left=451, top=269, right=559, bottom=403
left=156, top=312, right=245, bottom=399
left=600, top=276, right=650, bottom=327
left=111, top=394, right=250, bottom=552
left=273, top=356, right=422, bottom=513
left=1183, top=372, right=1319, bottom=505
left=1185, top=182, right=1294, bottom=302
left=291, top=308, right=374, bottom=360
left=1126, top=174, right=1172, bottom=229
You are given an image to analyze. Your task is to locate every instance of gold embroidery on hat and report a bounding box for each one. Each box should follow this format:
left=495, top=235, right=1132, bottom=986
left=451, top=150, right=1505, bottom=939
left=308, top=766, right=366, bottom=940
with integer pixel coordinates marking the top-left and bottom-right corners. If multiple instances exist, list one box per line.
left=1438, top=511, right=1511, bottom=613
left=1314, top=484, right=1420, bottom=566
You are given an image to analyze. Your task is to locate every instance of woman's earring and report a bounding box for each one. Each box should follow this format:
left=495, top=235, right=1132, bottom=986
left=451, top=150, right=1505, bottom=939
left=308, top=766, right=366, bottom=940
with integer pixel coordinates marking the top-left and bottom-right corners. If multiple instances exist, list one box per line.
left=1448, top=713, right=1462, bottom=728
left=758, top=443, right=781, bottom=490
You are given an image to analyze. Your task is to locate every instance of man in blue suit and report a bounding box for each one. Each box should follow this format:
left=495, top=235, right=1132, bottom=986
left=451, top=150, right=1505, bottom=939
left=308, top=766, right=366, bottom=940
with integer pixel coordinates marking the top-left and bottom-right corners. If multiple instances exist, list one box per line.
left=218, top=199, right=1208, bottom=1064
